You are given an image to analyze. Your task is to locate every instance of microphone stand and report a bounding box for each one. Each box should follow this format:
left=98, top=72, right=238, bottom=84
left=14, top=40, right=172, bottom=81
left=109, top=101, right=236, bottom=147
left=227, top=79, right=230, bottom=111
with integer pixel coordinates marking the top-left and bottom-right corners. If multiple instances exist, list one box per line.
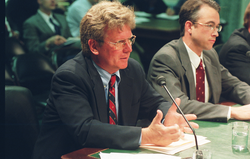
left=157, top=76, right=203, bottom=158
left=161, top=84, right=199, bottom=150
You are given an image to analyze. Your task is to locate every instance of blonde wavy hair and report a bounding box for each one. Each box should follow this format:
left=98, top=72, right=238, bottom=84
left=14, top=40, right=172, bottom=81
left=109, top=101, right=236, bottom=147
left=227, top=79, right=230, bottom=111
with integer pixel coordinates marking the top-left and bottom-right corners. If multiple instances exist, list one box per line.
left=80, top=0, right=135, bottom=56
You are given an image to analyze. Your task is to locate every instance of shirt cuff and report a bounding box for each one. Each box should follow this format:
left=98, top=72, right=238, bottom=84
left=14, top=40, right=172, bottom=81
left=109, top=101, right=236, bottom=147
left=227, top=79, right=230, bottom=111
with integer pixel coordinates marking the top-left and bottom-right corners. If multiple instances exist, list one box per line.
left=139, top=133, right=142, bottom=145
left=227, top=106, right=231, bottom=120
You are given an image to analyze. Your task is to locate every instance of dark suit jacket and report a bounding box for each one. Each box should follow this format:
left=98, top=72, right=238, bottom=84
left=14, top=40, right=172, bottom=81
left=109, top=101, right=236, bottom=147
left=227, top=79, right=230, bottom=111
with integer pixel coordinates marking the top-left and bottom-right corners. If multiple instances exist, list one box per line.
left=147, top=38, right=250, bottom=122
left=23, top=12, right=72, bottom=55
left=219, top=28, right=250, bottom=85
left=32, top=52, right=171, bottom=159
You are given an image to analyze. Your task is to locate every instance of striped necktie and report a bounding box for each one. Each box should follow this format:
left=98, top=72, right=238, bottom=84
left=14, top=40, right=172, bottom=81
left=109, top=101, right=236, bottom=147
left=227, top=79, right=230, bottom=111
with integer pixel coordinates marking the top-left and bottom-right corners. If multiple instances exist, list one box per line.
left=109, top=75, right=117, bottom=124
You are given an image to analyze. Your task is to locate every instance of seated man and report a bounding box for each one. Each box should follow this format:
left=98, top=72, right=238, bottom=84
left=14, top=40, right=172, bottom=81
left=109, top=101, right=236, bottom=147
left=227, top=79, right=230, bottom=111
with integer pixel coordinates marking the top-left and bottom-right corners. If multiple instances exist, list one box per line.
left=147, top=0, right=250, bottom=122
left=32, top=1, right=198, bottom=158
left=219, top=2, right=250, bottom=85
left=23, top=0, right=81, bottom=56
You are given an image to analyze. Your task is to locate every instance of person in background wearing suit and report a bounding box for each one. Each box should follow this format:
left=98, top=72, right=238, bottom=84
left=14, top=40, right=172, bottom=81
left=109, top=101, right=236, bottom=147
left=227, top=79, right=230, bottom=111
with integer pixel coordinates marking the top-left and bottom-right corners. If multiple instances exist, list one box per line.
left=147, top=0, right=250, bottom=122
left=219, top=2, right=250, bottom=85
left=23, top=0, right=78, bottom=56
left=32, top=1, right=199, bottom=158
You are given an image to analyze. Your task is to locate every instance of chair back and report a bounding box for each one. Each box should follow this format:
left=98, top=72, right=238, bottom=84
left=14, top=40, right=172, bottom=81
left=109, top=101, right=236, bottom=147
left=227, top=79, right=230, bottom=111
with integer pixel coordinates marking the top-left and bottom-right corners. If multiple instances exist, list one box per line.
left=5, top=64, right=16, bottom=85
left=5, top=37, right=26, bottom=62
left=12, top=53, right=56, bottom=95
left=5, top=86, right=39, bottom=159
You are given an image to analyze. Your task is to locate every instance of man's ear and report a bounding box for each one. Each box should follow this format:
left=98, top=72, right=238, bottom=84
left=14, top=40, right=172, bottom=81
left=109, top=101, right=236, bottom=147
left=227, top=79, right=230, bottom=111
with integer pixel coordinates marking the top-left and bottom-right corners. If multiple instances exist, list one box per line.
left=88, top=39, right=99, bottom=55
left=185, top=20, right=193, bottom=34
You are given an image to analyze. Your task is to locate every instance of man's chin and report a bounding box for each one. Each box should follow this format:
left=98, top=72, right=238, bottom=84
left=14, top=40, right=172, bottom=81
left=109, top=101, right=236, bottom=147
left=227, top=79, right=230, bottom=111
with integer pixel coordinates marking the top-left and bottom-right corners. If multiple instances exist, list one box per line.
left=119, top=63, right=128, bottom=70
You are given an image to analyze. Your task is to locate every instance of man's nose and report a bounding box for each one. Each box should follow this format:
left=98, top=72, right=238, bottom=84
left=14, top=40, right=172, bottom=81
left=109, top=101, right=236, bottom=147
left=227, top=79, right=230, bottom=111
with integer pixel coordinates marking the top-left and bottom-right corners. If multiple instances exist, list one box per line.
left=123, top=40, right=132, bottom=53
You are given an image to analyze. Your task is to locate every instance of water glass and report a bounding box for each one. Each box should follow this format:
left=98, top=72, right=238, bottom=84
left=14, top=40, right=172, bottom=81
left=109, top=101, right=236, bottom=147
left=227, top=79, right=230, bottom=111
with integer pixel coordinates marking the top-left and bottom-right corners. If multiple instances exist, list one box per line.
left=232, top=122, right=249, bottom=152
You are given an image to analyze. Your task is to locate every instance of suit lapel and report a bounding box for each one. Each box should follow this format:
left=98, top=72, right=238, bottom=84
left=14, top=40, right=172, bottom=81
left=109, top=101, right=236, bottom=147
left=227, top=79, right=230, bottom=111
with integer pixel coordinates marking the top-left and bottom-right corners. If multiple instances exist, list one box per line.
left=178, top=39, right=196, bottom=99
left=36, top=13, right=54, bottom=35
left=203, top=51, right=220, bottom=103
left=85, top=57, right=108, bottom=123
left=118, top=68, right=134, bottom=125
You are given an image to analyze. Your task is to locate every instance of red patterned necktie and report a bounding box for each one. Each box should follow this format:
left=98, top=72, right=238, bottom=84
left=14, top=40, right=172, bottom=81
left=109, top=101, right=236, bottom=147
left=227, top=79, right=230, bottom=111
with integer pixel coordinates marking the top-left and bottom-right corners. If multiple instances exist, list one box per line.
left=196, top=59, right=205, bottom=102
left=109, top=75, right=117, bottom=124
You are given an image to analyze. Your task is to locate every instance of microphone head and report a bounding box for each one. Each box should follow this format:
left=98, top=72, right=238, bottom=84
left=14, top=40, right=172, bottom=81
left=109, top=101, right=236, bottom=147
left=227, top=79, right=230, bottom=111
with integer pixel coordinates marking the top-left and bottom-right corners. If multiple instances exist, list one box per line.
left=156, top=76, right=166, bottom=86
left=246, top=51, right=250, bottom=57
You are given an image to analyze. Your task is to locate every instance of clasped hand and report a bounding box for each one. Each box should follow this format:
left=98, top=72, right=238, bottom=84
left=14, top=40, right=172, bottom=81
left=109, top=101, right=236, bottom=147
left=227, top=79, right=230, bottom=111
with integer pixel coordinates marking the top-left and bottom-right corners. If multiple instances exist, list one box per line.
left=141, top=98, right=199, bottom=147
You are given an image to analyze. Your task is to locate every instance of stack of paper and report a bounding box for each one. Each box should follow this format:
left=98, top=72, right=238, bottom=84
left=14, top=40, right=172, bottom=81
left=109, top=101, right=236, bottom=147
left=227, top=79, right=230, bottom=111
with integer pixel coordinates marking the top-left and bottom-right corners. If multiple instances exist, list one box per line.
left=140, top=134, right=210, bottom=155
left=99, top=152, right=181, bottom=159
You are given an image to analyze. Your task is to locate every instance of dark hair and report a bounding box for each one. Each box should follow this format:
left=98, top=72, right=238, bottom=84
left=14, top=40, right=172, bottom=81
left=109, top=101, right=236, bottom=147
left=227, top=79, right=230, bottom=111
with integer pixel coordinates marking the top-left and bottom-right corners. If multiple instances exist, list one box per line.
left=80, top=0, right=135, bottom=56
left=243, top=3, right=250, bottom=29
left=179, top=0, right=220, bottom=37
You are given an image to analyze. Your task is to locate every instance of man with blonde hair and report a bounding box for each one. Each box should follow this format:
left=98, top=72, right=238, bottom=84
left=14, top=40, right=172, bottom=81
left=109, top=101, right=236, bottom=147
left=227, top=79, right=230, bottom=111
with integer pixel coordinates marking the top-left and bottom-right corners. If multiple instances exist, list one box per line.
left=32, top=1, right=198, bottom=158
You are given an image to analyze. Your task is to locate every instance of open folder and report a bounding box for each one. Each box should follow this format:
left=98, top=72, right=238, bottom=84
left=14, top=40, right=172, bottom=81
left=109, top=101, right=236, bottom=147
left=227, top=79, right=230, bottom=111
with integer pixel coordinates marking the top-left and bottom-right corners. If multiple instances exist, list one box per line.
left=140, top=134, right=210, bottom=155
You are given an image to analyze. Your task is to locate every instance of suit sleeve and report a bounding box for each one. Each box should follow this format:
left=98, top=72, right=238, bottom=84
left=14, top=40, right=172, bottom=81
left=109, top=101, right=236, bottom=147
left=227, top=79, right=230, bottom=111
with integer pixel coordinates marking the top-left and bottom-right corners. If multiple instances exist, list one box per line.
left=220, top=43, right=250, bottom=85
left=220, top=64, right=250, bottom=105
left=23, top=20, right=47, bottom=54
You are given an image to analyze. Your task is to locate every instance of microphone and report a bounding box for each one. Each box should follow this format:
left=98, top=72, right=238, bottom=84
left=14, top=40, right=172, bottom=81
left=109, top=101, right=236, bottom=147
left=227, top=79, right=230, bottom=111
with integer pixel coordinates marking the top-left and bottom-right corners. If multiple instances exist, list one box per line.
left=156, top=76, right=203, bottom=158
left=246, top=51, right=250, bottom=57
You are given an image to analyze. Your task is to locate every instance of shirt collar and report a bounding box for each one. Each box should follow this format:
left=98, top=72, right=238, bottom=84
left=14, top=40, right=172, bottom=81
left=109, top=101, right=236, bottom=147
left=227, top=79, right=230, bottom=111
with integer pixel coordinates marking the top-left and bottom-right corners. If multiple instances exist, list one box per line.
left=38, top=9, right=54, bottom=22
left=92, top=60, right=121, bottom=87
left=183, top=42, right=204, bottom=69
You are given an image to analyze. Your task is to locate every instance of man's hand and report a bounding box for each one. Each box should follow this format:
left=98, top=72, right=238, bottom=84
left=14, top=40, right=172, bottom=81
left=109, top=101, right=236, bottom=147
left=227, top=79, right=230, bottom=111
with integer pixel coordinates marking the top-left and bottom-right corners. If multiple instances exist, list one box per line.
left=141, top=98, right=199, bottom=147
left=164, top=98, right=199, bottom=133
left=141, top=110, right=182, bottom=147
left=45, top=35, right=67, bottom=48
left=231, top=104, right=250, bottom=120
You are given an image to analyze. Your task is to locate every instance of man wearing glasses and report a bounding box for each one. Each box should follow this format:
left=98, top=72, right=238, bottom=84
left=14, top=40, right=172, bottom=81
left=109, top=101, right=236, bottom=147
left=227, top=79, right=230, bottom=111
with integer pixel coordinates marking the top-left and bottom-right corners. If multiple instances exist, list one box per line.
left=147, top=0, right=250, bottom=122
left=32, top=1, right=199, bottom=158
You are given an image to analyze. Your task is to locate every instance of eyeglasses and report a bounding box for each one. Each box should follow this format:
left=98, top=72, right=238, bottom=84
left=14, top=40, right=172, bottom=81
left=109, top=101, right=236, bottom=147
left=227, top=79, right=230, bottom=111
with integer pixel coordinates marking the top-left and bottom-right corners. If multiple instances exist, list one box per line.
left=194, top=22, right=222, bottom=32
left=102, top=35, right=136, bottom=50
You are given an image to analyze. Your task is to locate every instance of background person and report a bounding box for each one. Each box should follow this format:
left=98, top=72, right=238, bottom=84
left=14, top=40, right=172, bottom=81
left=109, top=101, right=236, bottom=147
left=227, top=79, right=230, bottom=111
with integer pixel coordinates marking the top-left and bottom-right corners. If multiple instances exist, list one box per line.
left=219, top=2, right=250, bottom=85
left=66, top=0, right=102, bottom=37
left=23, top=0, right=80, bottom=56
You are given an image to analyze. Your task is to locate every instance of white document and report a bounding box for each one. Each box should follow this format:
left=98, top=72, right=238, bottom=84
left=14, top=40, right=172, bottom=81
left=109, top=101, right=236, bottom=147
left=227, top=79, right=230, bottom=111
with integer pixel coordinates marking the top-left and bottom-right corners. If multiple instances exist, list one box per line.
left=156, top=13, right=179, bottom=20
left=99, top=152, right=181, bottom=159
left=134, top=11, right=152, bottom=17
left=140, top=134, right=210, bottom=155
left=135, top=17, right=150, bottom=24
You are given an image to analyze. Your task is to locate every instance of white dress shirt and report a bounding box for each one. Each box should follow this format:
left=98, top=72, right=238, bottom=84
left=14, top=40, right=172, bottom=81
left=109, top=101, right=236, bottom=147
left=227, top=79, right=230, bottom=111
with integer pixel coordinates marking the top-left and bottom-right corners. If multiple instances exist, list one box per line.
left=184, top=42, right=210, bottom=102
left=66, top=0, right=93, bottom=37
